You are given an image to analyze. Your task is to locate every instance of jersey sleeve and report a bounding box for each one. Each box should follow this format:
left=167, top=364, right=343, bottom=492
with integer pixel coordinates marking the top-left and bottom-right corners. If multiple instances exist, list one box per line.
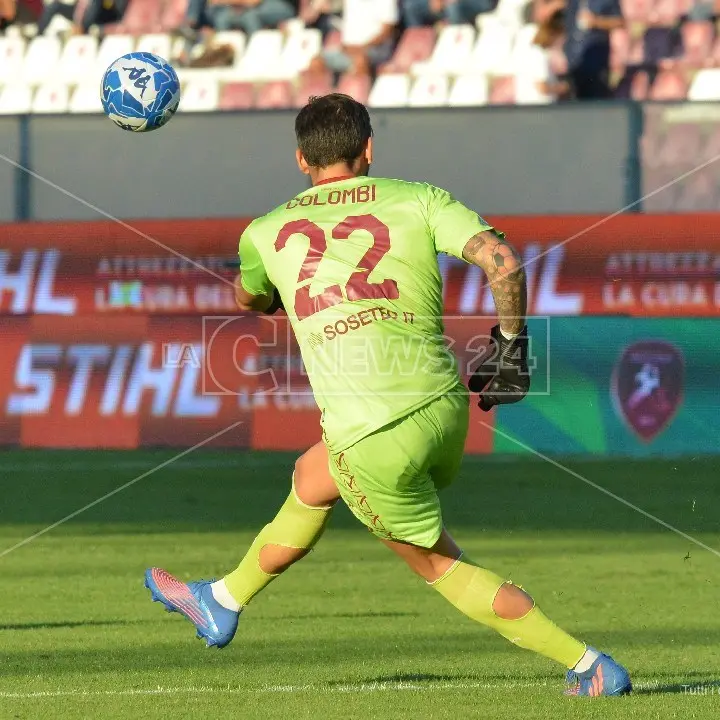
left=426, top=186, right=504, bottom=261
left=238, top=226, right=274, bottom=296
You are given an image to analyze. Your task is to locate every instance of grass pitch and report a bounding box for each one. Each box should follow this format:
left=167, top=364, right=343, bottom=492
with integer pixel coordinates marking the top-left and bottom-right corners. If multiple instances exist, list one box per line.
left=0, top=449, right=719, bottom=719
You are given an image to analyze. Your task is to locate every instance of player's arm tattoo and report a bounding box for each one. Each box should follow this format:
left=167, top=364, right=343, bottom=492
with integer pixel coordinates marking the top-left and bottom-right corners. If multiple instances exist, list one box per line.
left=462, top=230, right=527, bottom=335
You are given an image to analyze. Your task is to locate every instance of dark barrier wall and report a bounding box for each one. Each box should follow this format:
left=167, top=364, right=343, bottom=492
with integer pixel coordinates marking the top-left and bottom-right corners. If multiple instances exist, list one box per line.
left=0, top=118, right=20, bottom=222
left=0, top=104, right=638, bottom=222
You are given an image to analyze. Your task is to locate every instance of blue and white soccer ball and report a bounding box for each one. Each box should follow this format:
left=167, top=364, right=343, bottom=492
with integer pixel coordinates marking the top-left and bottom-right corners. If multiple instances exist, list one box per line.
left=101, top=52, right=181, bottom=133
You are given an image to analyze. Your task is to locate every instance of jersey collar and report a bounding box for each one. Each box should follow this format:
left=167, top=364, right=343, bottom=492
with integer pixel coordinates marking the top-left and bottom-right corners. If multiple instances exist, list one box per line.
left=314, top=175, right=357, bottom=186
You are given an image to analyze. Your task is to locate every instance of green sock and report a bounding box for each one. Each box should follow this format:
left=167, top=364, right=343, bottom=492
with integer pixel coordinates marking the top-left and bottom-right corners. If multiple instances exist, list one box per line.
left=431, top=557, right=585, bottom=668
left=224, top=481, right=333, bottom=607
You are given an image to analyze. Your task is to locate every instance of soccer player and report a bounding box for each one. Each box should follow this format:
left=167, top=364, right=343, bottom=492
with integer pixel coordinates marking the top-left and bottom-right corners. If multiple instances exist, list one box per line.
left=145, top=94, right=631, bottom=697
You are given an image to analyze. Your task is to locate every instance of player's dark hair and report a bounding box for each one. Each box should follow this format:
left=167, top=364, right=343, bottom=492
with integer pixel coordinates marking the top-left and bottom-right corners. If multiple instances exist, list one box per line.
left=295, top=94, right=373, bottom=169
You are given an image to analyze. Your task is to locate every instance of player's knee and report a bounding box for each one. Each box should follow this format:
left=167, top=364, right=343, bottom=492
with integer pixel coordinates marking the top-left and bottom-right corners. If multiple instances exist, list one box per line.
left=293, top=445, right=339, bottom=508
left=492, top=582, right=535, bottom=620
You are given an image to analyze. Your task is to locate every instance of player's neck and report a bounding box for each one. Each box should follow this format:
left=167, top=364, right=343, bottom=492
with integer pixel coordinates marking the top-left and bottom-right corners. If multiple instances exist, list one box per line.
left=310, top=164, right=360, bottom=186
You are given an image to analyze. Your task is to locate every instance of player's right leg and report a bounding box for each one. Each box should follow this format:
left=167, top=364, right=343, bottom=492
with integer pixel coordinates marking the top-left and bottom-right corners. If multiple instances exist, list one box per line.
left=145, top=442, right=339, bottom=648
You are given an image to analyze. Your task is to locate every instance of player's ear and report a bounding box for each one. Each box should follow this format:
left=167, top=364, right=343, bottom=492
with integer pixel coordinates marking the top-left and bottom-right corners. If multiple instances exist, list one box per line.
left=296, top=149, right=310, bottom=175
left=365, top=137, right=373, bottom=166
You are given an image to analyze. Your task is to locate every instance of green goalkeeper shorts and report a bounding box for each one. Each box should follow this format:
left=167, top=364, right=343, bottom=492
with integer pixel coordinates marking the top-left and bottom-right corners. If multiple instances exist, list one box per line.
left=328, top=384, right=469, bottom=549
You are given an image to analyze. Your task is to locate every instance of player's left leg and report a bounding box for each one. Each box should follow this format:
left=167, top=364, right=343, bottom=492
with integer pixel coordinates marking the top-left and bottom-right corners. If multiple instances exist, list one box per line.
left=145, top=442, right=339, bottom=647
left=382, top=529, right=631, bottom=696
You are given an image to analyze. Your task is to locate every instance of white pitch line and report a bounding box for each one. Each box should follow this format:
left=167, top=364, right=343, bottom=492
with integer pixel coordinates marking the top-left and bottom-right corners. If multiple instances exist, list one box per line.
left=0, top=681, right=549, bottom=699
left=0, top=680, right=675, bottom=699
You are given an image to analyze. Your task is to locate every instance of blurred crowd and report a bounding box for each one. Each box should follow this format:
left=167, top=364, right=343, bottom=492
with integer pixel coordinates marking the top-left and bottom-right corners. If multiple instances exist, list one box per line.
left=1, top=0, right=633, bottom=102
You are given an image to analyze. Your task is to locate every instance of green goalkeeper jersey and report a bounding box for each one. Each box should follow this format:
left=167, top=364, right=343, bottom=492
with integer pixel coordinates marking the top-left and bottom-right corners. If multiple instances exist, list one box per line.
left=239, top=175, right=499, bottom=452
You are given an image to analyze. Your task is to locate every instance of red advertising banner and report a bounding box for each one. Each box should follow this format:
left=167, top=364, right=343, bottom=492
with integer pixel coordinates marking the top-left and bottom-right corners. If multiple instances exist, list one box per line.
left=1, top=214, right=719, bottom=449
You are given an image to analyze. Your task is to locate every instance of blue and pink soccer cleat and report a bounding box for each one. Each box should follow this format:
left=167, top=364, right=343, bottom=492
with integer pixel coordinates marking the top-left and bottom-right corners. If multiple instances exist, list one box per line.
left=565, top=648, right=632, bottom=697
left=144, top=567, right=240, bottom=648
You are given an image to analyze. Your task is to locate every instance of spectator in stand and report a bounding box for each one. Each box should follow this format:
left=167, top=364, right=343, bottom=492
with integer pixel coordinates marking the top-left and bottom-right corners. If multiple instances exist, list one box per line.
left=183, top=0, right=296, bottom=35
left=38, top=0, right=128, bottom=35
left=516, top=6, right=570, bottom=103
left=0, top=0, right=15, bottom=29
left=564, top=0, right=623, bottom=99
left=311, top=0, right=398, bottom=76
left=403, top=0, right=496, bottom=27
left=299, top=0, right=342, bottom=38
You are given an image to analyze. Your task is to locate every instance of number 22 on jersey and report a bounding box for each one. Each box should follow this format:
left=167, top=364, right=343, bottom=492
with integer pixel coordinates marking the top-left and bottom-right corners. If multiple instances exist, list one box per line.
left=275, top=214, right=400, bottom=320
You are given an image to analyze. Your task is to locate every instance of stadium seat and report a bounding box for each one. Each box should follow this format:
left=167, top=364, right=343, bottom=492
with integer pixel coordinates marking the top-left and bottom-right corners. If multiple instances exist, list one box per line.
left=688, top=68, right=720, bottom=100
left=469, top=17, right=515, bottom=75
left=136, top=34, right=173, bottom=61
left=413, top=24, right=474, bottom=75
left=255, top=80, right=293, bottom=109
left=642, top=167, right=680, bottom=211
left=489, top=76, right=515, bottom=104
left=181, top=77, right=220, bottom=112
left=678, top=21, right=714, bottom=67
left=210, top=31, right=247, bottom=71
left=115, top=0, right=163, bottom=34
left=0, top=84, right=32, bottom=114
left=69, top=83, right=104, bottom=113
left=236, top=30, right=284, bottom=80
left=160, top=0, right=189, bottom=31
left=643, top=27, right=679, bottom=64
left=380, top=27, right=435, bottom=74
left=57, top=35, right=98, bottom=85
left=702, top=125, right=720, bottom=160
left=408, top=75, right=449, bottom=107
left=278, top=28, right=321, bottom=78
left=22, top=36, right=62, bottom=86
left=447, top=74, right=488, bottom=106
left=368, top=74, right=410, bottom=107
left=648, top=69, right=688, bottom=100
left=218, top=81, right=255, bottom=111
left=494, top=0, right=531, bottom=31
left=294, top=71, right=333, bottom=108
left=32, top=83, right=70, bottom=114
left=337, top=73, right=372, bottom=104
left=0, top=37, right=25, bottom=86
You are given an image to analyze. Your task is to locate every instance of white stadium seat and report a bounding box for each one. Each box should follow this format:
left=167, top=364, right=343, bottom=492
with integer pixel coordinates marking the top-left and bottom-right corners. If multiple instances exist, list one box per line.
left=277, top=28, right=322, bottom=78
left=69, top=83, right=104, bottom=113
left=368, top=73, right=410, bottom=108
left=0, top=37, right=26, bottom=86
left=412, top=24, right=474, bottom=75
left=57, top=35, right=98, bottom=85
left=494, top=0, right=531, bottom=31
left=180, top=77, right=220, bottom=112
left=469, top=17, right=516, bottom=75
left=688, top=69, right=720, bottom=101
left=32, top=83, right=70, bottom=113
left=0, top=84, right=33, bottom=114
left=408, top=75, right=449, bottom=107
left=448, top=74, right=489, bottom=106
left=22, top=36, right=62, bottom=85
left=136, top=34, right=172, bottom=61
left=236, top=30, right=283, bottom=80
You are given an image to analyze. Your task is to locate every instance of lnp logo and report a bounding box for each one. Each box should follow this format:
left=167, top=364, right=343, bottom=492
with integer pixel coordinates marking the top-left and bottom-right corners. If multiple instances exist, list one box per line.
left=611, top=340, right=684, bottom=442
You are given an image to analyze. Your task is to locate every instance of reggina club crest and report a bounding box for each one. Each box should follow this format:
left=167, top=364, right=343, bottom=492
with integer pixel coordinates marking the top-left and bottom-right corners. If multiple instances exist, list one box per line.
left=611, top=340, right=685, bottom=443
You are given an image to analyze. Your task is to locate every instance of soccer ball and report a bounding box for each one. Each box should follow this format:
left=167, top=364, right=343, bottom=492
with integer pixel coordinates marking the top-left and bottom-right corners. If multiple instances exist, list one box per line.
left=101, top=52, right=181, bottom=132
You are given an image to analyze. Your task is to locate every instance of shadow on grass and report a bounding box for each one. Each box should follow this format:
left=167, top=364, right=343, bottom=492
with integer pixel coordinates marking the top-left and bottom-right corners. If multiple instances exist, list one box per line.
left=636, top=680, right=720, bottom=695
left=0, top=619, right=149, bottom=631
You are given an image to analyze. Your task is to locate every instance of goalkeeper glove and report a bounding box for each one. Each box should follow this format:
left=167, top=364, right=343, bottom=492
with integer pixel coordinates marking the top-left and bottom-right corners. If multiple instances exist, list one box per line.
left=469, top=325, right=531, bottom=412
left=264, top=289, right=285, bottom=315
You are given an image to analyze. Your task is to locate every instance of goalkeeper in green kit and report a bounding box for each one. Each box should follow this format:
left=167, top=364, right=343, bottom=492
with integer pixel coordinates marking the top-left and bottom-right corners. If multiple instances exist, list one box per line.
left=145, top=94, right=631, bottom=697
